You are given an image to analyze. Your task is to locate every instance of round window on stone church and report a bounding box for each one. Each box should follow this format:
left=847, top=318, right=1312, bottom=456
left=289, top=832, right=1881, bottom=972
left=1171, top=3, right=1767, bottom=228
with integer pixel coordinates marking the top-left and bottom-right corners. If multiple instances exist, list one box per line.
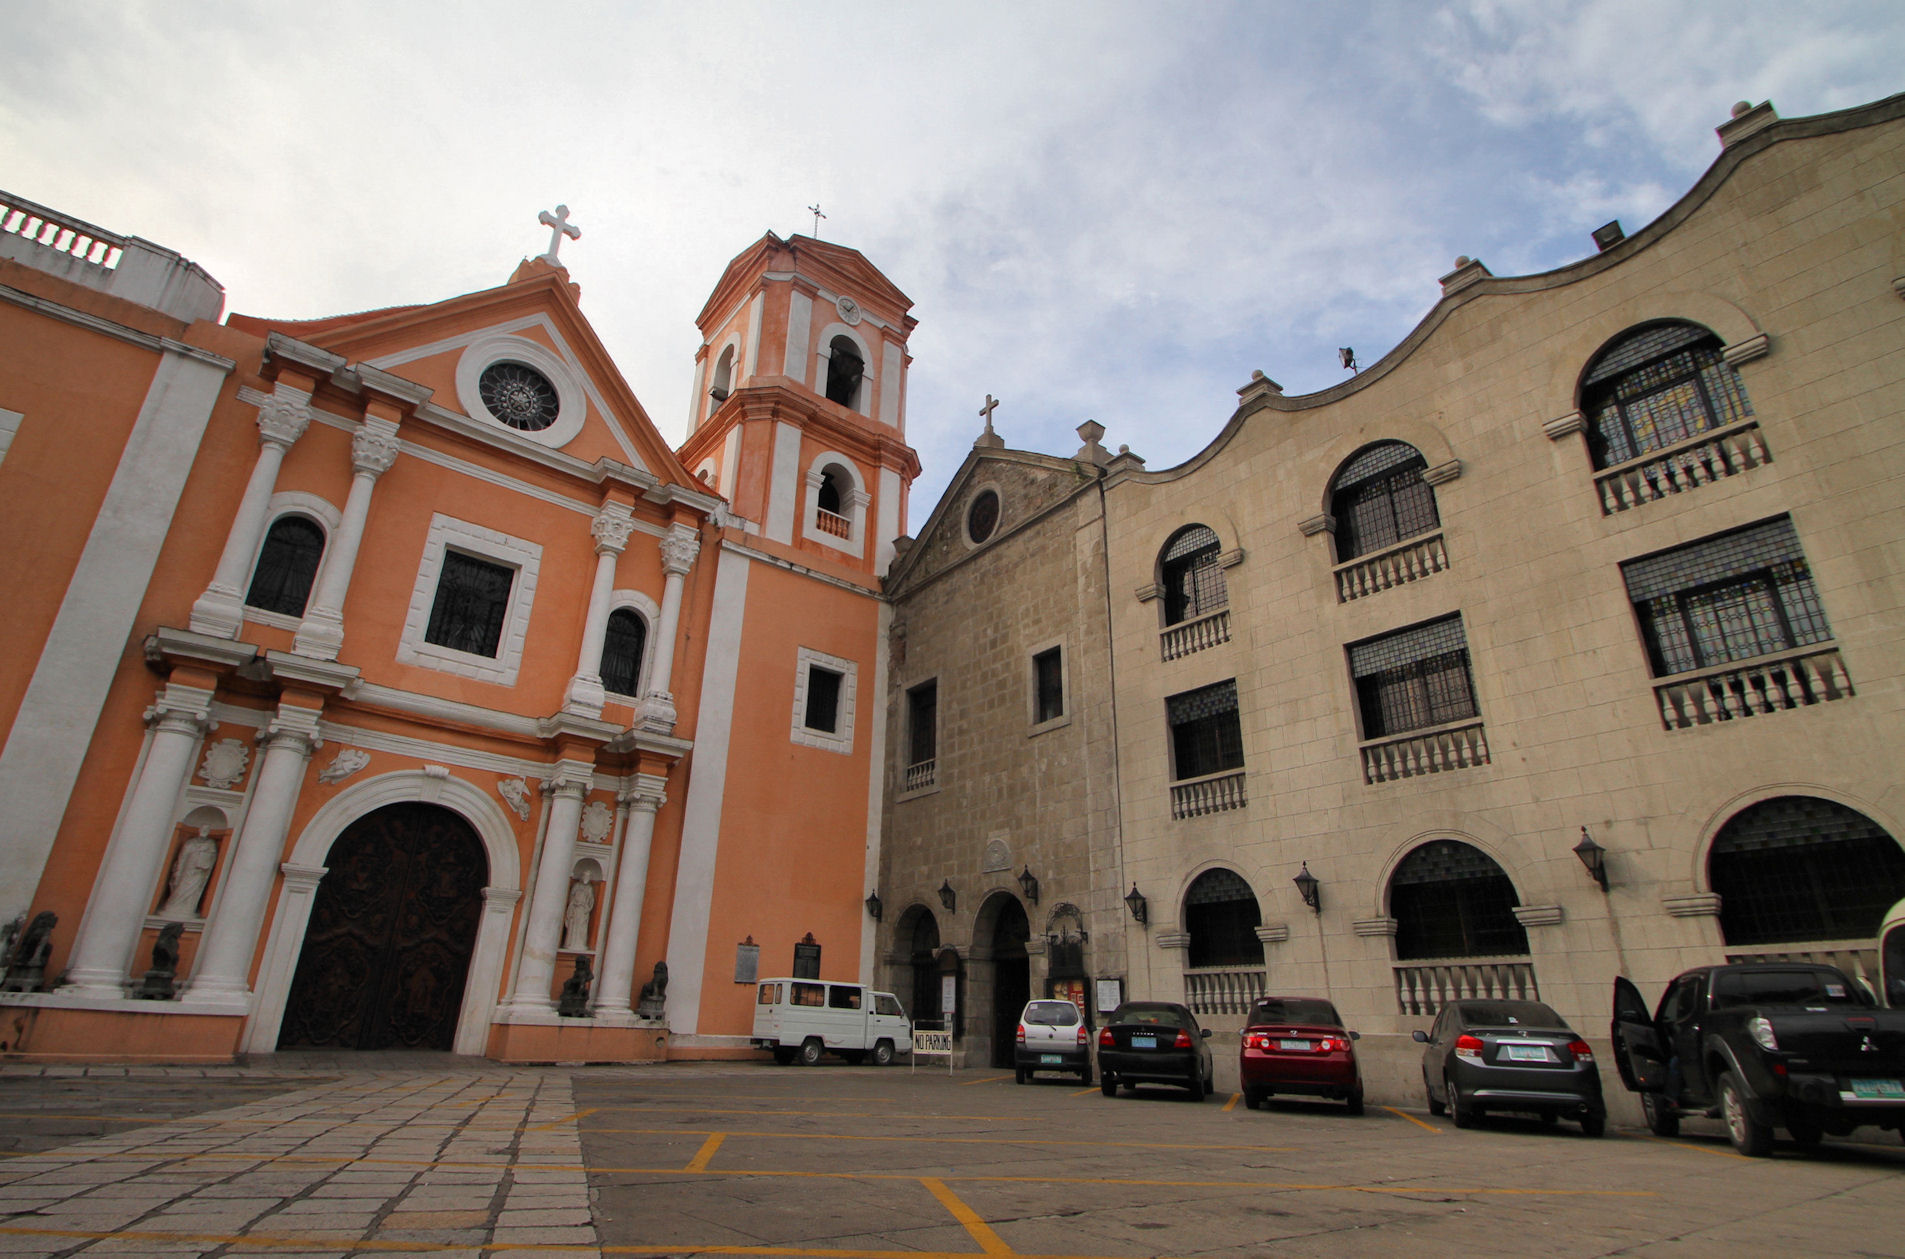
left=967, top=490, right=1000, bottom=544
left=478, top=361, right=561, bottom=431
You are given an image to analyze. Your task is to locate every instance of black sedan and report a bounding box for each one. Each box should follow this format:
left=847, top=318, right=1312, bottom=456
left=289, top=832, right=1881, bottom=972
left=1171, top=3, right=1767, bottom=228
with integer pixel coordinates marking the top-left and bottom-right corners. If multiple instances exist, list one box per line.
left=1414, top=999, right=1605, bottom=1135
left=1098, top=1002, right=1215, bottom=1100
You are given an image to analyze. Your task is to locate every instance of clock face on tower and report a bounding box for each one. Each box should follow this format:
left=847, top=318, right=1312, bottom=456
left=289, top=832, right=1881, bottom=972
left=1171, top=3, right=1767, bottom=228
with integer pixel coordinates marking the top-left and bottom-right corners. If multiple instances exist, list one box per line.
left=835, top=294, right=862, bottom=326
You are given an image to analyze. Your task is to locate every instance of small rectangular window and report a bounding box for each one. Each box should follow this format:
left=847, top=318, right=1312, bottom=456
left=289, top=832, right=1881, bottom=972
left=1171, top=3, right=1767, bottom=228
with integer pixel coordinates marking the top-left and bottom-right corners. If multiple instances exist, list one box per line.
left=805, top=666, right=843, bottom=733
left=1033, top=647, right=1064, bottom=723
left=1348, top=615, right=1478, bottom=738
left=424, top=550, right=515, bottom=657
left=1167, top=680, right=1243, bottom=780
left=907, top=681, right=937, bottom=766
left=793, top=937, right=822, bottom=979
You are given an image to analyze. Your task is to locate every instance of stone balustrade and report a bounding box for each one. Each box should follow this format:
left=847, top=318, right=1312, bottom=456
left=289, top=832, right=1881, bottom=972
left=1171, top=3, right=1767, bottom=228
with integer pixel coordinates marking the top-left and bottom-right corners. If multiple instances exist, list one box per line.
left=1653, top=645, right=1852, bottom=730
left=1184, top=966, right=1267, bottom=1017
left=1, top=192, right=125, bottom=271
left=1160, top=608, right=1230, bottom=660
left=815, top=507, right=851, bottom=539
left=1360, top=719, right=1489, bottom=784
left=1170, top=769, right=1246, bottom=819
left=1595, top=421, right=1770, bottom=514
left=1394, top=956, right=1539, bottom=1016
left=1724, top=940, right=1880, bottom=992
left=1334, top=532, right=1448, bottom=602
left=903, top=759, right=936, bottom=794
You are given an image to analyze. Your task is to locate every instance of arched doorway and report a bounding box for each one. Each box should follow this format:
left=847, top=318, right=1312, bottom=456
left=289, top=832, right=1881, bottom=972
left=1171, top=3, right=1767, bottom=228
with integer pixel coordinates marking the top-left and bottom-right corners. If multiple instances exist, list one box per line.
left=985, top=896, right=1031, bottom=1068
left=900, top=906, right=941, bottom=1028
left=1710, top=796, right=1905, bottom=946
left=278, top=803, right=488, bottom=1050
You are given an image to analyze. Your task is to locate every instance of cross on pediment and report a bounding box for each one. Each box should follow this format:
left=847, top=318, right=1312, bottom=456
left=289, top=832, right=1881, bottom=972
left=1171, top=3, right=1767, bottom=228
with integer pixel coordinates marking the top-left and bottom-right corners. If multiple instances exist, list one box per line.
left=979, top=394, right=1000, bottom=435
left=538, top=204, right=581, bottom=264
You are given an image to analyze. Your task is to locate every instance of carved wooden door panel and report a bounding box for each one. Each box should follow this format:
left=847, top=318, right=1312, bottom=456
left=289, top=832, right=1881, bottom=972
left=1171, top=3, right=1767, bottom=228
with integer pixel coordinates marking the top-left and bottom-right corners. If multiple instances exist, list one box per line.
left=278, top=803, right=488, bottom=1050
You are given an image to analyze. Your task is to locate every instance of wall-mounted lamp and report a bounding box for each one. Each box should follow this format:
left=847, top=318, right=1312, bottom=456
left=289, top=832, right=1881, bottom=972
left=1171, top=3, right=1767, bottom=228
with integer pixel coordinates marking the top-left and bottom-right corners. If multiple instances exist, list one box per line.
left=1124, top=883, right=1148, bottom=925
left=938, top=879, right=957, bottom=912
left=864, top=890, right=882, bottom=922
left=1293, top=862, right=1321, bottom=914
left=1017, top=866, right=1040, bottom=904
left=1574, top=827, right=1610, bottom=892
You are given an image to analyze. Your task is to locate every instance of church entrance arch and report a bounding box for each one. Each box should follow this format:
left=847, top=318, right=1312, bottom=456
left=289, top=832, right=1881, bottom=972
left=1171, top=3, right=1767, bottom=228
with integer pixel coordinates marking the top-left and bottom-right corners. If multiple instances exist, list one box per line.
left=976, top=893, right=1030, bottom=1069
left=895, top=905, right=942, bottom=1029
left=278, top=803, right=488, bottom=1050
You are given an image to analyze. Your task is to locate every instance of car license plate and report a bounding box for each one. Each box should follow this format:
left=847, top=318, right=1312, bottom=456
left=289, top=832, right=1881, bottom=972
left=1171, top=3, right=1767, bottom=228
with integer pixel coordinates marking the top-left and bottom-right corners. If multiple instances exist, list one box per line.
left=1278, top=1039, right=1311, bottom=1051
left=1131, top=1035, right=1157, bottom=1049
left=1850, top=1078, right=1905, bottom=1099
left=1040, top=1054, right=1064, bottom=1064
left=1500, top=1044, right=1554, bottom=1063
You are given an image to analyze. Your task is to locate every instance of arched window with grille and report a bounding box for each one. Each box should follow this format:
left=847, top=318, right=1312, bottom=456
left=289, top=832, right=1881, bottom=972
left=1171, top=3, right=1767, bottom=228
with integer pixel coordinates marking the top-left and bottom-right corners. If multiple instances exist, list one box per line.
left=1390, top=840, right=1528, bottom=960
left=1582, top=321, right=1753, bottom=469
left=1329, top=442, right=1438, bottom=562
left=1184, top=868, right=1264, bottom=968
left=599, top=608, right=648, bottom=698
left=1159, top=525, right=1226, bottom=626
left=245, top=515, right=326, bottom=617
left=1709, top=797, right=1905, bottom=946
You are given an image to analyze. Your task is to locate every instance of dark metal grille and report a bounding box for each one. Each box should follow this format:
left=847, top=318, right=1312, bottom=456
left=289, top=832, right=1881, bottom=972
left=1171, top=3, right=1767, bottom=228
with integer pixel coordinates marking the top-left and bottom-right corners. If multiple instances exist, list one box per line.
left=1710, top=797, right=1905, bottom=946
left=1331, top=442, right=1438, bottom=561
left=245, top=515, right=324, bottom=616
left=1622, top=517, right=1830, bottom=676
left=477, top=361, right=560, bottom=431
left=1167, top=680, right=1243, bottom=780
left=424, top=551, right=514, bottom=657
left=599, top=608, right=647, bottom=697
left=1161, top=525, right=1226, bottom=624
left=1349, top=616, right=1477, bottom=738
left=907, top=681, right=936, bottom=764
left=1034, top=648, right=1063, bottom=722
left=1390, top=840, right=1528, bottom=960
left=1583, top=323, right=1751, bottom=468
left=967, top=490, right=999, bottom=543
left=1184, top=868, right=1263, bottom=968
left=805, top=667, right=843, bottom=734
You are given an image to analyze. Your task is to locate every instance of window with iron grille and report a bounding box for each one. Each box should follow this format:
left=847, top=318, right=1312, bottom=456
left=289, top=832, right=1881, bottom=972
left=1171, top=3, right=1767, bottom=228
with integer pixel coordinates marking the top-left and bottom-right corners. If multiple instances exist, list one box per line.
left=1390, top=840, right=1528, bottom=960
left=1329, top=442, right=1439, bottom=561
left=245, top=515, right=325, bottom=616
left=1033, top=648, right=1063, bottom=723
left=1348, top=615, right=1478, bottom=739
left=1583, top=322, right=1752, bottom=468
left=599, top=608, right=647, bottom=697
left=424, top=550, right=515, bottom=657
left=1710, top=797, right=1905, bottom=946
left=1160, top=525, right=1226, bottom=625
left=1167, top=680, right=1243, bottom=780
left=1184, top=868, right=1264, bottom=967
left=907, top=680, right=937, bottom=766
left=1621, top=517, right=1831, bottom=677
left=805, top=666, right=843, bottom=734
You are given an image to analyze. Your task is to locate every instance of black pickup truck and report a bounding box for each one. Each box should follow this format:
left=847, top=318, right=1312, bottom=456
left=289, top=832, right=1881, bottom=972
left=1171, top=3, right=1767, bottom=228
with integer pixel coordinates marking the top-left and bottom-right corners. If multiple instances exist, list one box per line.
left=1610, top=964, right=1905, bottom=1155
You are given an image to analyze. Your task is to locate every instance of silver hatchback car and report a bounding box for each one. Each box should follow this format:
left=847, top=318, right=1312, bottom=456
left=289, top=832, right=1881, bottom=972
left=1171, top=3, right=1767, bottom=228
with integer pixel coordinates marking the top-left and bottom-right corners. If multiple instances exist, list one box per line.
left=1015, top=999, right=1092, bottom=1084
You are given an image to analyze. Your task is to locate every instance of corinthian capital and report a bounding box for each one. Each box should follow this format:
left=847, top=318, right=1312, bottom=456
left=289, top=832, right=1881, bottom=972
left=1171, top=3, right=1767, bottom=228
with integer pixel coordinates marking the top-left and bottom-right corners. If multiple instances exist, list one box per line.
left=351, top=424, right=402, bottom=477
left=659, top=526, right=701, bottom=576
left=256, top=392, right=313, bottom=447
left=591, top=508, right=635, bottom=555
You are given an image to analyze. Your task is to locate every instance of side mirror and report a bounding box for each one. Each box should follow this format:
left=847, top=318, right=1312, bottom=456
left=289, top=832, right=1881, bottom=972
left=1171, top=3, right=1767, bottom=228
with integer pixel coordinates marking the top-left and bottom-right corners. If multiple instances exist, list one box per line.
left=1201, top=1028, right=1211, bottom=1038
left=1411, top=1030, right=1429, bottom=1043
left=1348, top=1030, right=1361, bottom=1041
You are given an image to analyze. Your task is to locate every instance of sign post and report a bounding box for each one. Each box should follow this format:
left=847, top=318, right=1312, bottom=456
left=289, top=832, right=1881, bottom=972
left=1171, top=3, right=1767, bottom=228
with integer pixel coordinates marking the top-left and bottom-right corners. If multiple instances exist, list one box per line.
left=911, top=1026, right=954, bottom=1075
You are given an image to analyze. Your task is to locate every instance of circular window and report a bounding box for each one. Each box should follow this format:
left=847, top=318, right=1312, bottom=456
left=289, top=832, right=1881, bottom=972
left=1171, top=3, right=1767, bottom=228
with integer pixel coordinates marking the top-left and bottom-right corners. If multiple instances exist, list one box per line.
left=967, top=490, right=1000, bottom=544
left=478, top=362, right=561, bottom=431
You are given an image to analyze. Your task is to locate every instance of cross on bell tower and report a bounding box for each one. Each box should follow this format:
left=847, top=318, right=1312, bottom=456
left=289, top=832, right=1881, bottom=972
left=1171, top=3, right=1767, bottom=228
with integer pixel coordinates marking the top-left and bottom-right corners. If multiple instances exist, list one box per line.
left=538, top=205, right=581, bottom=265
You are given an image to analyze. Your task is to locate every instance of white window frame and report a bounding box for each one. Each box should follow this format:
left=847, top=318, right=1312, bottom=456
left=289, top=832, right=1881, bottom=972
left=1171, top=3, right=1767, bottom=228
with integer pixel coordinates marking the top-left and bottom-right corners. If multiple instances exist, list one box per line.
left=242, top=491, right=343, bottom=631
left=801, top=451, right=869, bottom=557
left=600, top=589, right=661, bottom=702
left=791, top=646, right=857, bottom=754
left=454, top=332, right=589, bottom=449
left=1028, top=640, right=1071, bottom=736
left=396, top=513, right=543, bottom=686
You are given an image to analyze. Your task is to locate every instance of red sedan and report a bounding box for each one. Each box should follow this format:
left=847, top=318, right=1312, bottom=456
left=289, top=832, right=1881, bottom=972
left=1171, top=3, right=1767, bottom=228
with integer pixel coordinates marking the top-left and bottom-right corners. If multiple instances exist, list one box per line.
left=1239, top=996, right=1364, bottom=1114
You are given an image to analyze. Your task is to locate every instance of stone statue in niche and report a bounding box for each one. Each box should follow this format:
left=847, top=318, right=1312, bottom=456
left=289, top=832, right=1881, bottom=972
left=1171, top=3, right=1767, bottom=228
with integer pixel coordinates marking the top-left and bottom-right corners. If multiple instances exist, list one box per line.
left=135, top=922, right=186, bottom=999
left=497, top=777, right=531, bottom=821
left=156, top=829, right=219, bottom=920
left=0, top=911, right=57, bottom=993
left=562, top=872, right=596, bottom=951
left=557, top=955, right=593, bottom=1017
left=636, top=960, right=669, bottom=1019
left=199, top=738, right=251, bottom=790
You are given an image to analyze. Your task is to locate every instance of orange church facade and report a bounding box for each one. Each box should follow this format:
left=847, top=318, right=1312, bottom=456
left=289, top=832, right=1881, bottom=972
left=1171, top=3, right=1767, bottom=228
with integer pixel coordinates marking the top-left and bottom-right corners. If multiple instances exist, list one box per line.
left=0, top=191, right=915, bottom=1063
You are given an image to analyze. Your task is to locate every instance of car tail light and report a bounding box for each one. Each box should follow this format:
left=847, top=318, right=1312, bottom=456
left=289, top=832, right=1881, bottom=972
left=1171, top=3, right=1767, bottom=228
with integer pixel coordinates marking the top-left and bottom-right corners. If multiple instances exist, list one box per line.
left=1316, top=1036, right=1348, bottom=1053
left=1245, top=1032, right=1272, bottom=1051
left=1016, top=1024, right=1027, bottom=1044
left=1076, top=1025, right=1089, bottom=1046
left=1567, top=1039, right=1594, bottom=1063
left=1099, top=1028, right=1114, bottom=1048
left=1454, top=1034, right=1484, bottom=1064
left=1172, top=1029, right=1193, bottom=1049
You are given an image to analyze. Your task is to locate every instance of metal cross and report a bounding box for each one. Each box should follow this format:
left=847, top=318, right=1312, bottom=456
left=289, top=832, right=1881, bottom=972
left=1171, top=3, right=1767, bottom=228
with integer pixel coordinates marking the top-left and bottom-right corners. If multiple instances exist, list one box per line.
left=538, top=204, right=581, bottom=264
left=979, top=394, right=1000, bottom=435
left=808, top=204, right=826, bottom=236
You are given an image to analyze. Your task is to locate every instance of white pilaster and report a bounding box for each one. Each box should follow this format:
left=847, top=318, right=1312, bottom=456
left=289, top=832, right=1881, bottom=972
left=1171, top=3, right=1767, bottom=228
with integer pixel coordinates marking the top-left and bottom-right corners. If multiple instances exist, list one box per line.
left=183, top=701, right=322, bottom=1004
left=879, top=337, right=904, bottom=427
left=240, top=861, right=326, bottom=1053
left=563, top=505, right=635, bottom=717
left=189, top=386, right=312, bottom=637
left=294, top=418, right=400, bottom=660
left=592, top=777, right=666, bottom=1019
left=876, top=466, right=903, bottom=576
left=784, top=289, right=813, bottom=385
left=58, top=683, right=212, bottom=998
left=765, top=421, right=802, bottom=544
left=503, top=767, right=592, bottom=1012
left=637, top=525, right=700, bottom=733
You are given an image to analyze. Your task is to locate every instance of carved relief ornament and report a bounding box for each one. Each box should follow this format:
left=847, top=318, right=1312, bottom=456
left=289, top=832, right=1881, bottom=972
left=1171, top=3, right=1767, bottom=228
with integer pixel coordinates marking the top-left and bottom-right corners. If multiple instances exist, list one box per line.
left=199, top=737, right=252, bottom=789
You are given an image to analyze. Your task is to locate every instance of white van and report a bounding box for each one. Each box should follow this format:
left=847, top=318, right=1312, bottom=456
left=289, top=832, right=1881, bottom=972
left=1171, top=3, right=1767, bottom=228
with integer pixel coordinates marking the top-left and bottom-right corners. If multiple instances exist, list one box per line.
left=751, top=978, right=911, bottom=1065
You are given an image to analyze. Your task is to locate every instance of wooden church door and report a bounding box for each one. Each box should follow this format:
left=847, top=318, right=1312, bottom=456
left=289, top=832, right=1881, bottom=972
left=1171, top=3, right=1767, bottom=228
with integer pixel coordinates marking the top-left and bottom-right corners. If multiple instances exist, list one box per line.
left=278, top=803, right=488, bottom=1050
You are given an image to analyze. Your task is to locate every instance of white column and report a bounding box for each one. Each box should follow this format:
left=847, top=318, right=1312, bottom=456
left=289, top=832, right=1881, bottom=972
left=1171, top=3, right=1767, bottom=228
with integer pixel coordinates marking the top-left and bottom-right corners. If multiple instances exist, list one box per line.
left=638, top=525, right=700, bottom=733
left=189, top=387, right=313, bottom=638
left=294, top=418, right=400, bottom=660
left=503, top=767, right=592, bottom=1013
left=183, top=701, right=322, bottom=1004
left=58, top=682, right=212, bottom=998
left=563, top=505, right=635, bottom=717
left=592, top=778, right=667, bottom=1019
left=240, top=861, right=327, bottom=1053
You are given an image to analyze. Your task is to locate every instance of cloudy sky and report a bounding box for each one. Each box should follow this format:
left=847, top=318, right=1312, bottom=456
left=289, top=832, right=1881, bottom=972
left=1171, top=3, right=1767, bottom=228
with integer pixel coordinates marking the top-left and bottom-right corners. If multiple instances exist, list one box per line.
left=3, top=2, right=1900, bottom=531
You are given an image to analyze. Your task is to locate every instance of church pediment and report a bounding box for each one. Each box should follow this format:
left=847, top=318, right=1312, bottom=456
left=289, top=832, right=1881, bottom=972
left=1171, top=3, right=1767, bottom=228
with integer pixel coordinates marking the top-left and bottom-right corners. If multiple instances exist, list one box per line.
left=887, top=447, right=1101, bottom=595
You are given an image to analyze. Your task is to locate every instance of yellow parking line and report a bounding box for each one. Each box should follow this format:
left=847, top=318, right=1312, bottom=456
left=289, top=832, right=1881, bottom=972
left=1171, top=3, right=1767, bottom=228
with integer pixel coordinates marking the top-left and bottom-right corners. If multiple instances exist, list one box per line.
left=1383, top=1107, right=1442, bottom=1133
left=526, top=1106, right=599, bottom=1132
left=963, top=1074, right=1014, bottom=1086
left=686, top=1132, right=727, bottom=1172
left=576, top=1127, right=1295, bottom=1153
left=1068, top=1087, right=1098, bottom=1097
left=1639, top=1134, right=1751, bottom=1161
left=1221, top=1092, right=1240, bottom=1112
left=920, top=1176, right=1014, bottom=1254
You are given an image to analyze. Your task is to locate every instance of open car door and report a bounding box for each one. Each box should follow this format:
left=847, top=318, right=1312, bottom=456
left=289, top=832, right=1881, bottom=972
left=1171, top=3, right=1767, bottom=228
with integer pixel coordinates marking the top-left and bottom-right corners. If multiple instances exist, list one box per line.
left=1609, top=975, right=1667, bottom=1092
left=1882, top=897, right=1905, bottom=1008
